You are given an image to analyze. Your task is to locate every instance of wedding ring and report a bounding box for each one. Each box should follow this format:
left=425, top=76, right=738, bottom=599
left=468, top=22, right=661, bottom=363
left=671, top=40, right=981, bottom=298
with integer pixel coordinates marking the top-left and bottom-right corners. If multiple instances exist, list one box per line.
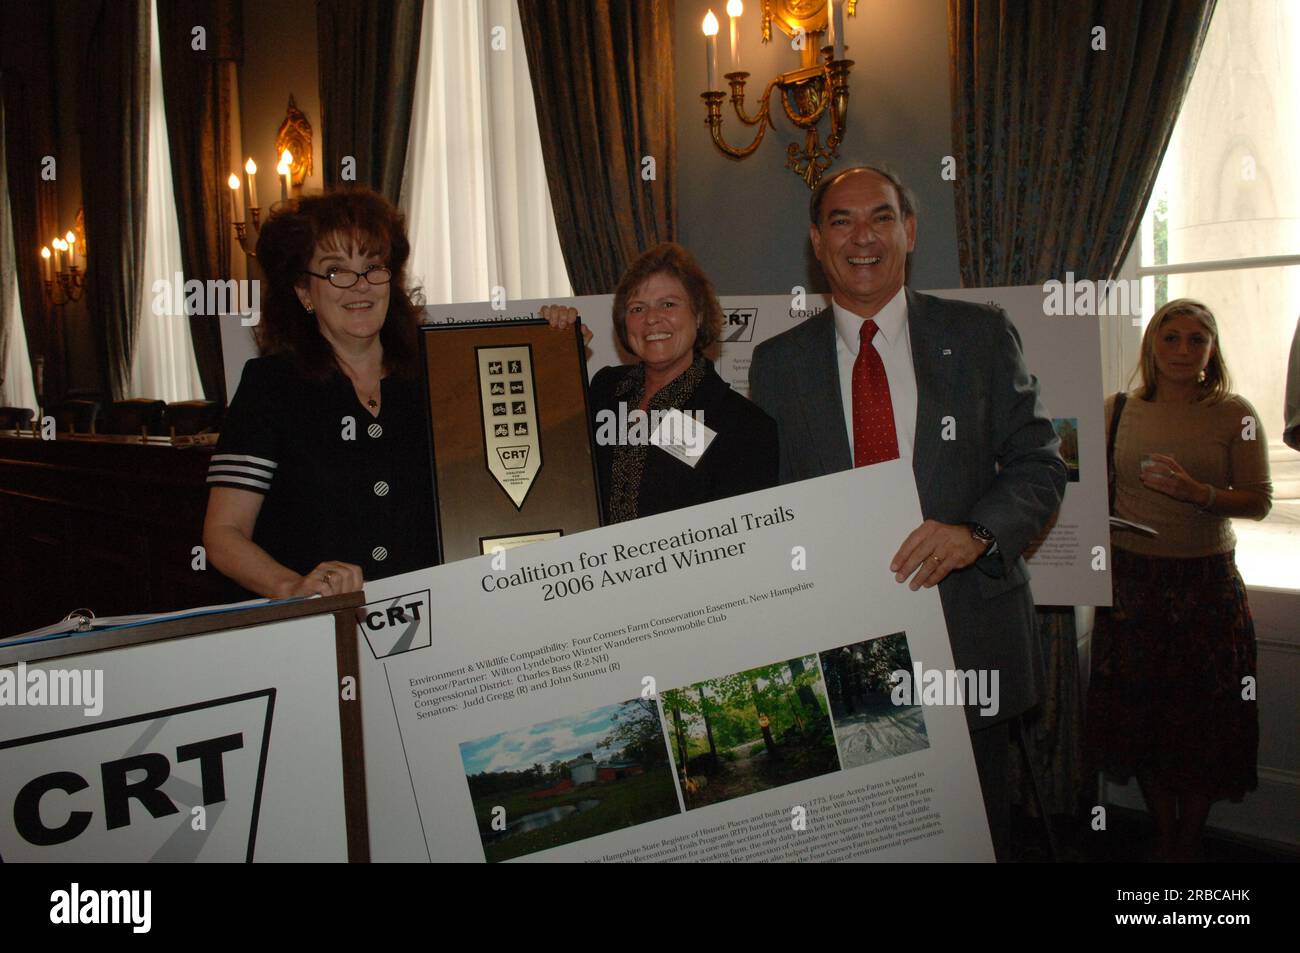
left=927, top=554, right=943, bottom=564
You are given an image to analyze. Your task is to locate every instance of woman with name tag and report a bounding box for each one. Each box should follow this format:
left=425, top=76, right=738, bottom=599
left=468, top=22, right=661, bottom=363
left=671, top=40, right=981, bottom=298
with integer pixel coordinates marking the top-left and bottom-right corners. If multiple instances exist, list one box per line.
left=543, top=242, right=778, bottom=522
left=1087, top=298, right=1272, bottom=862
left=203, top=188, right=436, bottom=598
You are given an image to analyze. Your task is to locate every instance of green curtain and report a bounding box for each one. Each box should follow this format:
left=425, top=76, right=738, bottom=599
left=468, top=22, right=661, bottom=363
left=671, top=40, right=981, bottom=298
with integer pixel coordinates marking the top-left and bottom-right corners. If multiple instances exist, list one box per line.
left=517, top=0, right=677, bottom=295
left=79, top=0, right=151, bottom=400
left=2, top=14, right=62, bottom=403
left=157, top=0, right=243, bottom=404
left=316, top=0, right=424, bottom=202
left=949, top=0, right=1216, bottom=286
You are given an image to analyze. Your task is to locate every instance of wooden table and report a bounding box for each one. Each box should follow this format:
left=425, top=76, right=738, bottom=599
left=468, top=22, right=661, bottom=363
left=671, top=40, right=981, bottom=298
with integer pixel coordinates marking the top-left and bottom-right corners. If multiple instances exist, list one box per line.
left=0, top=430, right=229, bottom=638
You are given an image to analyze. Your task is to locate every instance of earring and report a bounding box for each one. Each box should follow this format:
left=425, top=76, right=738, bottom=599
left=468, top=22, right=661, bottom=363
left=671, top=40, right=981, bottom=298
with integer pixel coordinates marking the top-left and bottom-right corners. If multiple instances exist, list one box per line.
left=304, top=303, right=315, bottom=314
left=1197, top=369, right=1206, bottom=383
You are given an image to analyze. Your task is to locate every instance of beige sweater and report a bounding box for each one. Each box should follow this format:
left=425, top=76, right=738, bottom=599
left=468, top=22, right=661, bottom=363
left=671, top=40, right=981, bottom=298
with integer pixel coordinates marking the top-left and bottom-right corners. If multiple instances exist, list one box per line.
left=1107, top=392, right=1272, bottom=557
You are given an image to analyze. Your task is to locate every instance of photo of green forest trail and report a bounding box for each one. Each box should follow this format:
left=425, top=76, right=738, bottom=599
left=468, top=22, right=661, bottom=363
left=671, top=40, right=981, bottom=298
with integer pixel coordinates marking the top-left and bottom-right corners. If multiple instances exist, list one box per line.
left=662, top=656, right=841, bottom=811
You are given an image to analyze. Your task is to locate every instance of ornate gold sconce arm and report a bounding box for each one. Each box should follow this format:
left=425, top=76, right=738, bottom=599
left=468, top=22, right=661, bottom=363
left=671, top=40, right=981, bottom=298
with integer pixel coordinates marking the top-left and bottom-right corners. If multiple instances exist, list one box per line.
left=701, top=51, right=853, bottom=189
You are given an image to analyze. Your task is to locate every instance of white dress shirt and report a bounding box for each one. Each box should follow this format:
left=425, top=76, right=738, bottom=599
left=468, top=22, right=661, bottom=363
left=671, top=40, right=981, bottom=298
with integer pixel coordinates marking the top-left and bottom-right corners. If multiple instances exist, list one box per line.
left=833, top=286, right=918, bottom=462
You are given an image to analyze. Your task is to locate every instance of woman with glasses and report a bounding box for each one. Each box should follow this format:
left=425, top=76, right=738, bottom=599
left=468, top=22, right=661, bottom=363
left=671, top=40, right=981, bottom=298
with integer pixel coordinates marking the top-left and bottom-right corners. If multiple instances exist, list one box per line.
left=203, top=188, right=436, bottom=598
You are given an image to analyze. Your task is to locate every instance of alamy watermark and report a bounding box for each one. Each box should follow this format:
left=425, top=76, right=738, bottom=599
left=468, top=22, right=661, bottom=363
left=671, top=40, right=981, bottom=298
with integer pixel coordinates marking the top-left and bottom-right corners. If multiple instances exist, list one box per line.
left=890, top=663, right=1000, bottom=718
left=1042, top=272, right=1141, bottom=318
left=152, top=273, right=260, bottom=326
left=594, top=403, right=708, bottom=457
left=0, top=663, right=103, bottom=717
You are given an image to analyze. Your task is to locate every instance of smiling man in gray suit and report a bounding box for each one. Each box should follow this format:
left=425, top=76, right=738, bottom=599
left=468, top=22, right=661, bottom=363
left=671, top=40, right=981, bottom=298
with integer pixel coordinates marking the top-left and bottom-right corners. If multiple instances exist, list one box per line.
left=749, top=164, right=1066, bottom=860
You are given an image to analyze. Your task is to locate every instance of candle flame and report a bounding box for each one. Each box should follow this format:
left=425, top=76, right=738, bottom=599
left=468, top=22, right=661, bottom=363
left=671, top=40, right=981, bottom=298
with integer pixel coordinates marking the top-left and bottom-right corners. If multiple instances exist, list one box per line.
left=53, top=238, right=66, bottom=251
left=41, top=247, right=51, bottom=259
left=280, top=149, right=293, bottom=166
left=703, top=9, right=719, bottom=35
left=65, top=230, right=75, bottom=245
left=228, top=173, right=241, bottom=190
left=245, top=157, right=257, bottom=174
left=726, top=0, right=742, bottom=17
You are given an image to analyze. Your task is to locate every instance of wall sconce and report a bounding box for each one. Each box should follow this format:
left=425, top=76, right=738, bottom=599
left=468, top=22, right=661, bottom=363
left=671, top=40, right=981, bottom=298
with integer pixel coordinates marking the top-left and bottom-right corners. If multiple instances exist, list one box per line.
left=40, top=212, right=87, bottom=305
left=275, top=95, right=313, bottom=194
left=701, top=0, right=856, bottom=189
left=229, top=96, right=314, bottom=258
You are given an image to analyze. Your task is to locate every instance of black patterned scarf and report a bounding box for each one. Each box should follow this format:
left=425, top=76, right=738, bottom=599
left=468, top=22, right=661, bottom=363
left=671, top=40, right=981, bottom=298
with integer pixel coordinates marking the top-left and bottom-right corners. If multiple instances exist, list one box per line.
left=606, top=354, right=709, bottom=523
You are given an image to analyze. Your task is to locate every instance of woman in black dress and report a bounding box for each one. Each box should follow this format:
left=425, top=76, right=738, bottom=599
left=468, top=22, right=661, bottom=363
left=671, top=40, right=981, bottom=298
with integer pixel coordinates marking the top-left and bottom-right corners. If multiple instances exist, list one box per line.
left=203, top=188, right=436, bottom=598
left=545, top=242, right=778, bottom=522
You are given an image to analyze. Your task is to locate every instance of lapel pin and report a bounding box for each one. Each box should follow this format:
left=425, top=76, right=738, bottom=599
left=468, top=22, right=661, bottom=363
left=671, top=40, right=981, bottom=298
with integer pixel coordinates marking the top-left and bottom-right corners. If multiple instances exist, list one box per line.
left=942, top=348, right=952, bottom=356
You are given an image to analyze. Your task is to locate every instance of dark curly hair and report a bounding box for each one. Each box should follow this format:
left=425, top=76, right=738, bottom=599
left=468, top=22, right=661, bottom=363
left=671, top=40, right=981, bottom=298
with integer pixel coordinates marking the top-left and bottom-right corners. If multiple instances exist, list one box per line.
left=611, top=243, right=723, bottom=356
left=254, top=187, right=422, bottom=380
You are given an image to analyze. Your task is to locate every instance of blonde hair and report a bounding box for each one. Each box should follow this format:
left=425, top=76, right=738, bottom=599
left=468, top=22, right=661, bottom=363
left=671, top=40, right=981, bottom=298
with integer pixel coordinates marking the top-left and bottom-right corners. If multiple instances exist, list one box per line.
left=1130, top=298, right=1232, bottom=403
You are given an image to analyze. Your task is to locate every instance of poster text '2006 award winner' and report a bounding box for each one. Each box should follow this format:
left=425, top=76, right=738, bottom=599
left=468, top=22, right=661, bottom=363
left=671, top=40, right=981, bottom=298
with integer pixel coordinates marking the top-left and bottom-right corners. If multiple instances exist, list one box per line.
left=357, top=460, right=994, bottom=863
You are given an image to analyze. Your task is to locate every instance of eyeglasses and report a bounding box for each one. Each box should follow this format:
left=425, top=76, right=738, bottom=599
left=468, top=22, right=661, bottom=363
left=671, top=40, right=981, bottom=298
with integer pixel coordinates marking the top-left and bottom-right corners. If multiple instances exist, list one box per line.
left=303, top=265, right=393, bottom=289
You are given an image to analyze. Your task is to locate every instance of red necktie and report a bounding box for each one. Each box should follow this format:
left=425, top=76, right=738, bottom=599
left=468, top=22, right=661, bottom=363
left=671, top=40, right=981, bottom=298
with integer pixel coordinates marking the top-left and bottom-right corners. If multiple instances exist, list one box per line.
left=853, top=319, right=900, bottom=467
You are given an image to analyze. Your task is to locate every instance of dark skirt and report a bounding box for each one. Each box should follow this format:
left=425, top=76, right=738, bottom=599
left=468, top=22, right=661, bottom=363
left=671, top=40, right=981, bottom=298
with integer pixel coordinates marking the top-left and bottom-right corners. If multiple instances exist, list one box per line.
left=1086, top=548, right=1258, bottom=802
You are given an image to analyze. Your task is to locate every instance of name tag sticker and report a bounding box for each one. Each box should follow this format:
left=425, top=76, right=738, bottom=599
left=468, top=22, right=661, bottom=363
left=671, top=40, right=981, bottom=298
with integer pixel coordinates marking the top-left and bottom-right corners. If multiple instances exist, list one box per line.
left=650, top=409, right=717, bottom=468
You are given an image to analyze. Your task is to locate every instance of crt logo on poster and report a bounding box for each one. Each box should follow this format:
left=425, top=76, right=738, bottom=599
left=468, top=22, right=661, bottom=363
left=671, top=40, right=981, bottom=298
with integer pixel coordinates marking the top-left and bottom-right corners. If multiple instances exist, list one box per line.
left=358, top=589, right=432, bottom=659
left=0, top=690, right=274, bottom=862
left=723, top=308, right=757, bottom=343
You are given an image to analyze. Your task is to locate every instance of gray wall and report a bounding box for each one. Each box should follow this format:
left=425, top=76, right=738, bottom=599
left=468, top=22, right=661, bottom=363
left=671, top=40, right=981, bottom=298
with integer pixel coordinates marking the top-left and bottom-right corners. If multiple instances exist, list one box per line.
left=238, top=0, right=325, bottom=206
left=673, top=0, right=960, bottom=296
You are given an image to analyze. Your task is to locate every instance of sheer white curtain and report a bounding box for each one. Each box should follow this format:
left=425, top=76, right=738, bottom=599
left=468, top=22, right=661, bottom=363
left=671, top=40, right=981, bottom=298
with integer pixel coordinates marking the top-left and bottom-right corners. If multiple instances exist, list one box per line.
left=1, top=104, right=38, bottom=413
left=401, top=0, right=571, bottom=304
left=1, top=248, right=38, bottom=413
left=129, top=0, right=202, bottom=401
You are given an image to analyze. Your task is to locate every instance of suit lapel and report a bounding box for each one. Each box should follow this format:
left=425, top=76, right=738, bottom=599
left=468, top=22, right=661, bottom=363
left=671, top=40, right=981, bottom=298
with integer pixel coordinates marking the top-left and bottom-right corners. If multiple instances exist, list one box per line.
left=800, top=311, right=853, bottom=474
left=906, top=288, right=954, bottom=497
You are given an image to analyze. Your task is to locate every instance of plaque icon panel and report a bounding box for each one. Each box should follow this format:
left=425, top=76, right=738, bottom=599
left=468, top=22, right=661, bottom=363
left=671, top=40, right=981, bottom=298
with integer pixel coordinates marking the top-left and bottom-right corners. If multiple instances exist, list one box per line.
left=478, top=345, right=542, bottom=508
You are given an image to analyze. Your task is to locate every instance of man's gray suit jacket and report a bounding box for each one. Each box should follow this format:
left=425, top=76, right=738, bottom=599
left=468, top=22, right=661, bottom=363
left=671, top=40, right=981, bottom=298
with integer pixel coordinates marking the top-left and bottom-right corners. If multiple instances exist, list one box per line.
left=749, top=288, right=1067, bottom=727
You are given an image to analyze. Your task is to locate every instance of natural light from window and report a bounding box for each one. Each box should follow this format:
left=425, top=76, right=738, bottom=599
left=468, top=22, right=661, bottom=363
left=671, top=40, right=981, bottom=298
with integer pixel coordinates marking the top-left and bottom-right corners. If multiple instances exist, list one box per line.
left=1132, top=0, right=1299, bottom=590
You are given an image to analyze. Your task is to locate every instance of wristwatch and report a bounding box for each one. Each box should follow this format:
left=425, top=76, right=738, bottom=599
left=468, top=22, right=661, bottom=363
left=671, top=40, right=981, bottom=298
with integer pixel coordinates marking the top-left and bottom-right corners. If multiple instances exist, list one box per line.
left=967, top=522, right=998, bottom=557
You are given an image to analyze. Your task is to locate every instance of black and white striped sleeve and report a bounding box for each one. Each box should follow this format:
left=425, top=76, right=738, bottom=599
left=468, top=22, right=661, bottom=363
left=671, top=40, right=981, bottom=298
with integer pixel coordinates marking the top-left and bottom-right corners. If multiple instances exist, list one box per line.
left=207, top=358, right=283, bottom=495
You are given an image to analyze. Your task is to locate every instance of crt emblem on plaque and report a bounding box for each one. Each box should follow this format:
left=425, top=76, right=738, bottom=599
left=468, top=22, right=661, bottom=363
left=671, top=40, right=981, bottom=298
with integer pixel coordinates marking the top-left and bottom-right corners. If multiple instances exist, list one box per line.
left=478, top=345, right=542, bottom=508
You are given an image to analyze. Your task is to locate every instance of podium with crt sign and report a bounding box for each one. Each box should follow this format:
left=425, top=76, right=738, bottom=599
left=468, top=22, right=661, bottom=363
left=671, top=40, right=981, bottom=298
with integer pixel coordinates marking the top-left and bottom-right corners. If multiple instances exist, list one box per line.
left=0, top=594, right=368, bottom=862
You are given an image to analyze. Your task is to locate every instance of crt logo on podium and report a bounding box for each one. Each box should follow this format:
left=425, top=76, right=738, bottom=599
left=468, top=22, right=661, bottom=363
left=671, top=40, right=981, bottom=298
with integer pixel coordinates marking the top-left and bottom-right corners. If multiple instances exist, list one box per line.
left=0, top=690, right=274, bottom=861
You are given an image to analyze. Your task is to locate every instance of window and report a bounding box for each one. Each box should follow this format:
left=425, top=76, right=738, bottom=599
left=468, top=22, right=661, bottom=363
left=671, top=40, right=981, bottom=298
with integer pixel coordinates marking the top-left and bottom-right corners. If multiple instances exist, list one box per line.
left=1114, top=0, right=1300, bottom=590
left=129, top=0, right=203, bottom=402
left=401, top=0, right=571, bottom=305
left=0, top=98, right=38, bottom=413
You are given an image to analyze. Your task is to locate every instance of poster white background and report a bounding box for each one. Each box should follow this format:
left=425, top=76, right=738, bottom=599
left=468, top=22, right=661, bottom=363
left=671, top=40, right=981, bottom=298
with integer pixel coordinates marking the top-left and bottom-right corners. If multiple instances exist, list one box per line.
left=360, top=462, right=993, bottom=863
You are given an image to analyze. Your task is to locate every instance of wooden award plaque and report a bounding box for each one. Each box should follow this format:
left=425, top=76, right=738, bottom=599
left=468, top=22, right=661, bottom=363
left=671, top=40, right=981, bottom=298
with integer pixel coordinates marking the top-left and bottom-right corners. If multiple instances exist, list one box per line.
left=420, top=320, right=603, bottom=563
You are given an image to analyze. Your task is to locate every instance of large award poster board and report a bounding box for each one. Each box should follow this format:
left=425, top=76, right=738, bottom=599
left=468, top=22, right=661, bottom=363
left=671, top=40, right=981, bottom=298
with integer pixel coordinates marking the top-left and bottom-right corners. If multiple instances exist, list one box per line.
left=358, top=462, right=994, bottom=862
left=423, top=287, right=1110, bottom=606
left=0, top=615, right=355, bottom=862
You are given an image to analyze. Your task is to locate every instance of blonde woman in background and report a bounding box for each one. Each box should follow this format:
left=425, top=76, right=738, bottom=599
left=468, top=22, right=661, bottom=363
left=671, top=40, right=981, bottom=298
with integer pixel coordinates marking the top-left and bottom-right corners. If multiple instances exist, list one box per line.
left=1088, top=298, right=1272, bottom=862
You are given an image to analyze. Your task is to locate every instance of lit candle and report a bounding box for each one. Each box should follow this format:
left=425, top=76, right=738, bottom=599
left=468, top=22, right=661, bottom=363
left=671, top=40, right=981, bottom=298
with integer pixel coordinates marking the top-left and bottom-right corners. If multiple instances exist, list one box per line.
left=40, top=246, right=51, bottom=282
left=53, top=238, right=65, bottom=272
left=727, top=0, right=742, bottom=69
left=828, top=0, right=844, bottom=59
left=228, top=173, right=243, bottom=221
left=244, top=157, right=258, bottom=210
left=65, top=231, right=76, bottom=268
left=279, top=149, right=293, bottom=200
left=703, top=10, right=719, bottom=90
